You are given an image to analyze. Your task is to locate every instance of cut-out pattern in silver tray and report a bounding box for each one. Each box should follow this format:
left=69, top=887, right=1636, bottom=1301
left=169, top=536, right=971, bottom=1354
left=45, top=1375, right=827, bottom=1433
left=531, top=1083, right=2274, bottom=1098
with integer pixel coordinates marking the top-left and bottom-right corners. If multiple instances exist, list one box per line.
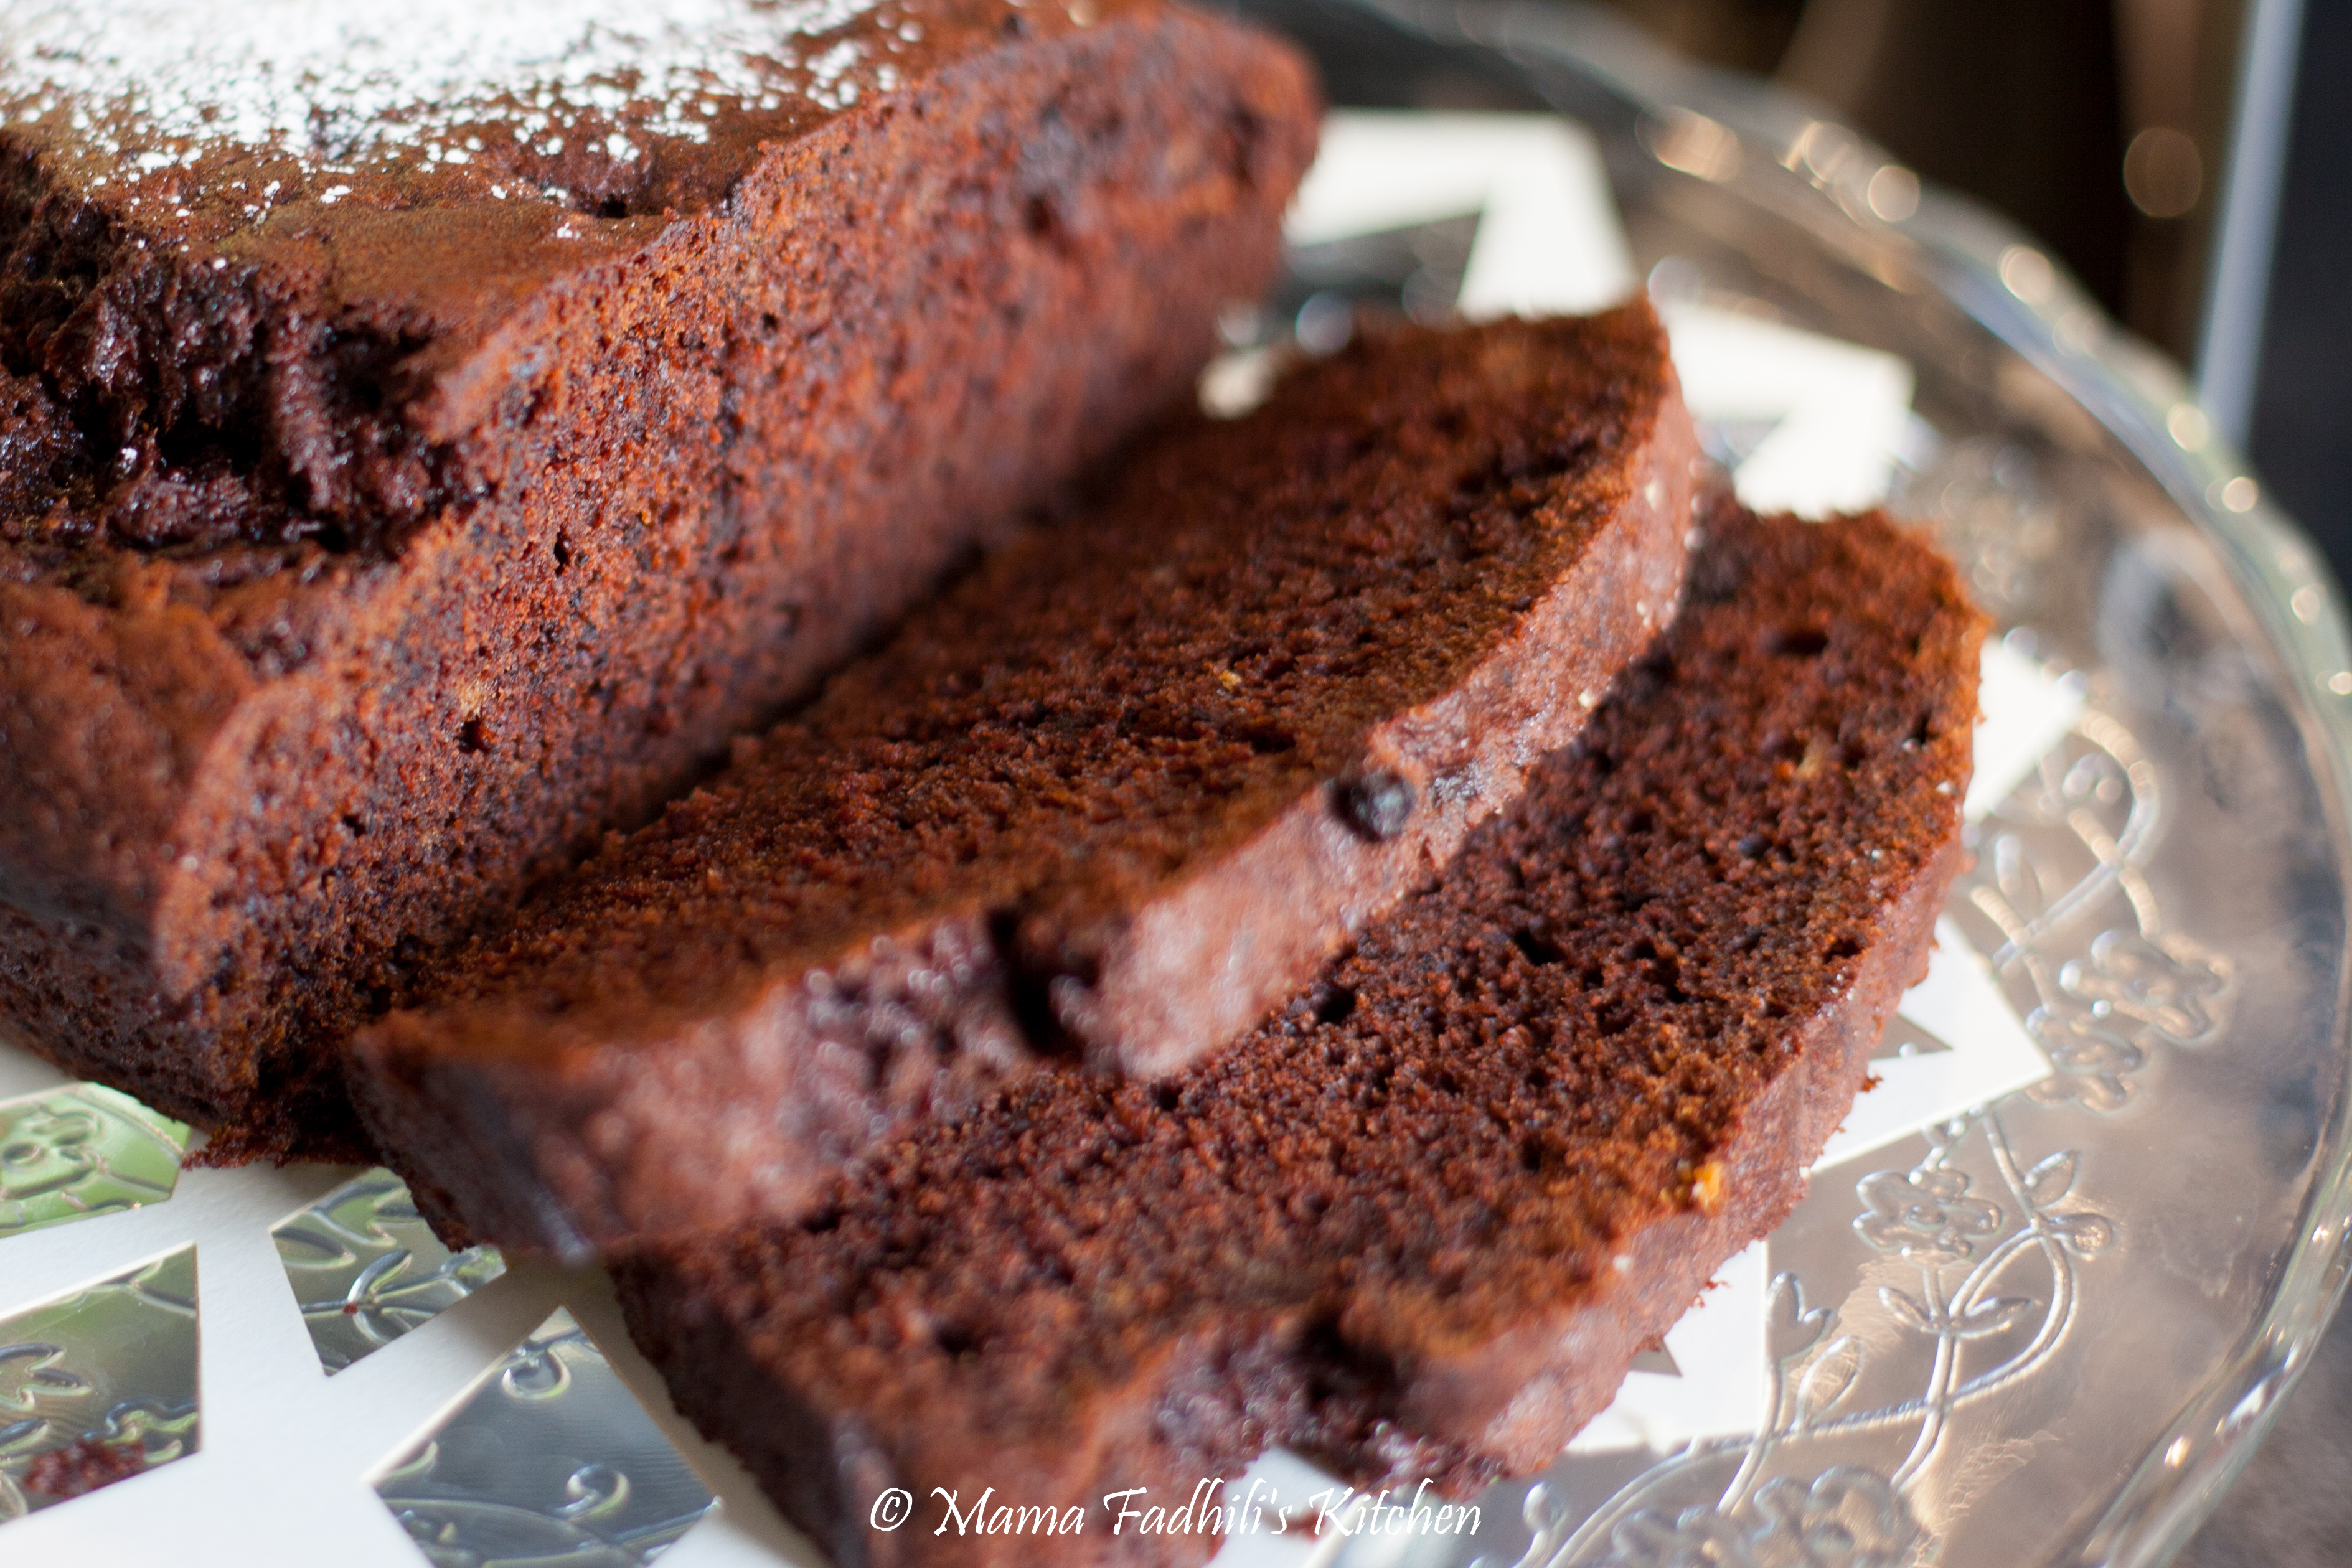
left=0, top=1244, right=199, bottom=1520
left=0, top=1084, right=189, bottom=1241
left=374, top=1306, right=717, bottom=1567
left=272, top=1169, right=508, bottom=1373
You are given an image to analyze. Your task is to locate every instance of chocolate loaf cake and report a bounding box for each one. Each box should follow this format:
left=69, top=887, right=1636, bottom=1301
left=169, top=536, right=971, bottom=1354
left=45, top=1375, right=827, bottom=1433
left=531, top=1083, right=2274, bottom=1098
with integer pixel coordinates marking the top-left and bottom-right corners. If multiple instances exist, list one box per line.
left=0, top=0, right=1318, bottom=1158
left=610, top=504, right=1985, bottom=1568
left=350, top=306, right=1700, bottom=1256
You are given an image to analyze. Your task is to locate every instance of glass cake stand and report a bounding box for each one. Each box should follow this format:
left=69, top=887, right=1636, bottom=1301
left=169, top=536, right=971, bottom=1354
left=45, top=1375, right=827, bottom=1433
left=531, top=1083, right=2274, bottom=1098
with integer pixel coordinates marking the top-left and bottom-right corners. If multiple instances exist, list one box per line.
left=1232, top=3, right=2352, bottom=1566
left=3, top=5, right=2350, bottom=1566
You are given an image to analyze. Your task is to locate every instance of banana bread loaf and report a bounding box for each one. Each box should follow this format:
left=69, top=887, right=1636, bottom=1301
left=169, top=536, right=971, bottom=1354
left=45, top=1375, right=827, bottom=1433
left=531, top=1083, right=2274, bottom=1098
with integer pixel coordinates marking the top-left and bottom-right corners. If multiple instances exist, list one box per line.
left=350, top=306, right=1700, bottom=1256
left=610, top=503, right=1983, bottom=1568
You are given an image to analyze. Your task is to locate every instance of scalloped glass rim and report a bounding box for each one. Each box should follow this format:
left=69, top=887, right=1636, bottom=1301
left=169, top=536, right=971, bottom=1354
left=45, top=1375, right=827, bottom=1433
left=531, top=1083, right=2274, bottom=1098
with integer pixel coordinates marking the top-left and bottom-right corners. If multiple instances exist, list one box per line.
left=1269, top=2, right=2352, bottom=1562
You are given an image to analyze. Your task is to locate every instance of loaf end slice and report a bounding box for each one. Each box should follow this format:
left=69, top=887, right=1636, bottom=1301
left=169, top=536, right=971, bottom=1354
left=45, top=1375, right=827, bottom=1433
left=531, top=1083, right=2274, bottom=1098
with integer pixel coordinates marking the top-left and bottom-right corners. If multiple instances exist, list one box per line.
left=609, top=503, right=1986, bottom=1568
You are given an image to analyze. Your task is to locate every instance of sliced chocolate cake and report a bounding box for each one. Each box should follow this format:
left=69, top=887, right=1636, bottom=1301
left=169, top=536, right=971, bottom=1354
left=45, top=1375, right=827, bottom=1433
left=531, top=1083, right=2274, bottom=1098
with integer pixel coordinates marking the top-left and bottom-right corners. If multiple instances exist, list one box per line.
left=350, top=306, right=1701, bottom=1255
left=0, top=0, right=1319, bottom=1159
left=609, top=504, right=1985, bottom=1568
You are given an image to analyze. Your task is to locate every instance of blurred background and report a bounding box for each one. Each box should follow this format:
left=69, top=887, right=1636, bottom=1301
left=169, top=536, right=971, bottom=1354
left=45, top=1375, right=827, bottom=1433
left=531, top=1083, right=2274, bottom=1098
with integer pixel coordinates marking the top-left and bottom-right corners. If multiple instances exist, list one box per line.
left=1592, top=0, right=2349, bottom=605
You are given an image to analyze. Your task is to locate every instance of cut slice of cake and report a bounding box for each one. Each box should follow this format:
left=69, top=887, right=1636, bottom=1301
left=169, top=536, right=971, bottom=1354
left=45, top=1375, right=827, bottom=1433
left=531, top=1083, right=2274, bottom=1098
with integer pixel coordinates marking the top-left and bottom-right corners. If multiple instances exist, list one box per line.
left=349, top=305, right=1701, bottom=1255
left=609, top=502, right=1985, bottom=1568
left=0, top=0, right=1319, bottom=1160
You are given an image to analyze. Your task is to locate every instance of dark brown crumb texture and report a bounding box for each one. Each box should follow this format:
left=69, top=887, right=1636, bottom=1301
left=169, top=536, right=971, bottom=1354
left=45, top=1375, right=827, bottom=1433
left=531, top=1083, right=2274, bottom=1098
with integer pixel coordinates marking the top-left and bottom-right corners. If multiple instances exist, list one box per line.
left=611, top=505, right=1986, bottom=1568
left=350, top=306, right=1700, bottom=1255
left=0, top=0, right=1320, bottom=1160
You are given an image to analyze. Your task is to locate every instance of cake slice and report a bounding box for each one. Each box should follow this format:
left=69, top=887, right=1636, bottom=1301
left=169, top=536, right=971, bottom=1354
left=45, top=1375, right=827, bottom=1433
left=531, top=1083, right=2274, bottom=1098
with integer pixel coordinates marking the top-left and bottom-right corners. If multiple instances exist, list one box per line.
left=349, top=306, right=1700, bottom=1255
left=609, top=503, right=1985, bottom=1568
left=0, top=0, right=1318, bottom=1160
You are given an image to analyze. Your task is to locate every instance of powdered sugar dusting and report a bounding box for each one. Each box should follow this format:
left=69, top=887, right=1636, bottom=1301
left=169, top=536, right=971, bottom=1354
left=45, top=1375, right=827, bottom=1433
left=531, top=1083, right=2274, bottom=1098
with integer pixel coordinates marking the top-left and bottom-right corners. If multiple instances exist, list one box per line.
left=2, top=0, right=891, bottom=185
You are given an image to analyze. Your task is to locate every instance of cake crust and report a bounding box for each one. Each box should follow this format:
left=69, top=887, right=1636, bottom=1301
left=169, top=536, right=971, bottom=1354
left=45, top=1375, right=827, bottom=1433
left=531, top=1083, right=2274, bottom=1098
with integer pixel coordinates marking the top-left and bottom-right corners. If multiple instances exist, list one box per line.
left=350, top=307, right=1700, bottom=1255
left=609, top=505, right=1986, bottom=1568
